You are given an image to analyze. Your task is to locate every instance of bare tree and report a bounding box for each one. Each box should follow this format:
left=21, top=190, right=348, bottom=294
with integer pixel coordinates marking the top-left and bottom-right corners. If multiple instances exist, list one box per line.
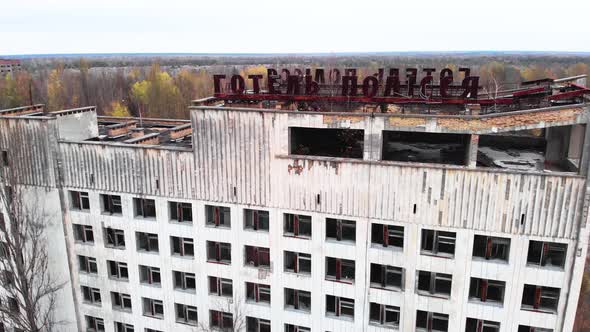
left=0, top=174, right=65, bottom=331
left=197, top=296, right=248, bottom=332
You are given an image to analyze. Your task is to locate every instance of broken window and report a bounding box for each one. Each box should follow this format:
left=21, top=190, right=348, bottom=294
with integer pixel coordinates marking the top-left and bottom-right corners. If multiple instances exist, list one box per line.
left=111, top=292, right=132, bottom=311
left=421, top=229, right=456, bottom=257
left=207, top=241, right=231, bottom=264
left=114, top=322, right=134, bottom=332
left=82, top=285, right=102, bottom=305
left=142, top=298, right=164, bottom=319
left=383, top=131, right=468, bottom=165
left=284, top=288, right=311, bottom=312
left=285, top=324, right=310, bottom=332
left=104, top=227, right=125, bottom=249
left=284, top=213, right=312, bottom=238
left=85, top=316, right=105, bottom=332
left=326, top=218, right=356, bottom=243
left=246, top=282, right=271, bottom=304
left=468, top=278, right=505, bottom=305
left=210, top=310, right=233, bottom=331
left=284, top=251, right=311, bottom=275
left=246, top=317, right=271, bottom=332
left=139, top=265, right=161, bottom=286
left=369, top=302, right=400, bottom=328
left=245, top=245, right=270, bottom=268
left=107, top=260, right=128, bottom=280
left=101, top=194, right=122, bottom=215
left=518, top=326, right=553, bottom=332
left=136, top=232, right=158, bottom=253
left=206, top=205, right=231, bottom=228
left=0, top=150, right=8, bottom=167
left=169, top=201, right=192, bottom=223
left=325, top=295, right=354, bottom=319
left=209, top=276, right=233, bottom=297
left=465, top=318, right=501, bottom=332
left=171, top=236, right=194, bottom=258
left=134, top=198, right=156, bottom=218
left=417, top=270, right=452, bottom=298
left=416, top=310, right=449, bottom=332
left=70, top=191, right=90, bottom=211
left=290, top=127, right=364, bottom=159
left=527, top=241, right=567, bottom=268
left=78, top=255, right=97, bottom=274
left=175, top=303, right=198, bottom=326
left=521, top=284, right=560, bottom=313
left=73, top=224, right=94, bottom=244
left=173, top=271, right=196, bottom=292
left=325, top=257, right=355, bottom=283
left=472, top=235, right=510, bottom=262
left=370, top=263, right=404, bottom=290
left=371, top=223, right=404, bottom=249
left=244, top=209, right=269, bottom=232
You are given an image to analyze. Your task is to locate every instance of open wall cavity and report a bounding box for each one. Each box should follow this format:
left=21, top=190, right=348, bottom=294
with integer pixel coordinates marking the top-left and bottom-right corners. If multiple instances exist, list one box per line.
left=382, top=131, right=469, bottom=165
left=289, top=127, right=364, bottom=159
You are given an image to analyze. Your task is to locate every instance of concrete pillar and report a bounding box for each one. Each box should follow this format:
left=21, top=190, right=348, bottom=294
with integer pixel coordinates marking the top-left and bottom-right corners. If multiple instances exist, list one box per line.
left=465, top=134, right=480, bottom=168
left=545, top=126, right=571, bottom=167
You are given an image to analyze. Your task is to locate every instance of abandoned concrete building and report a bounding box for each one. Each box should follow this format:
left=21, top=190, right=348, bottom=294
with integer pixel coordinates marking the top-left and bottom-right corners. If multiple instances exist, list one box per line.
left=1, top=70, right=590, bottom=332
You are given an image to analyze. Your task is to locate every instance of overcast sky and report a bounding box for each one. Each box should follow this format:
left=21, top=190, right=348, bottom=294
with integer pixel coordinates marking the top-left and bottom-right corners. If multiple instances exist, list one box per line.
left=1, top=0, right=589, bottom=55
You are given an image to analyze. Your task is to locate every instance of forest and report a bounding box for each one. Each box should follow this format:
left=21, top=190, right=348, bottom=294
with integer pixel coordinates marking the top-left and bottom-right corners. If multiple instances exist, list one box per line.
left=1, top=53, right=590, bottom=119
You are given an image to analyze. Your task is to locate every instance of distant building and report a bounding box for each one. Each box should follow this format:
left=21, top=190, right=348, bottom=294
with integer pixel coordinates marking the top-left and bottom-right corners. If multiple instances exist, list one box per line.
left=0, top=59, right=21, bottom=75
left=0, top=71, right=589, bottom=332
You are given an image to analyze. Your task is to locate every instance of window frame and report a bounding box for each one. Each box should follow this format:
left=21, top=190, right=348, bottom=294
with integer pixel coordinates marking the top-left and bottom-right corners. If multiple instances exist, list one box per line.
left=526, top=240, right=567, bottom=269
left=416, top=310, right=449, bottom=332
left=206, top=205, right=231, bottom=228
left=325, top=257, right=355, bottom=283
left=78, top=255, right=98, bottom=274
left=171, top=236, right=194, bottom=258
left=284, top=251, right=311, bottom=275
left=70, top=191, right=90, bottom=211
left=325, top=295, right=355, bottom=319
left=139, top=265, right=161, bottom=286
left=326, top=218, right=356, bottom=243
left=246, top=282, right=271, bottom=304
left=136, top=232, right=159, bottom=253
left=169, top=201, right=193, bottom=223
left=284, top=288, right=311, bottom=313
left=114, top=322, right=134, bottom=332
left=245, top=245, right=271, bottom=268
left=370, top=263, right=404, bottom=291
left=173, top=270, right=196, bottom=293
left=101, top=194, right=122, bottom=215
left=82, top=285, right=102, bottom=305
left=142, top=297, right=164, bottom=319
left=209, top=276, right=233, bottom=297
left=472, top=235, right=510, bottom=262
left=134, top=198, right=156, bottom=219
left=111, top=292, right=132, bottom=312
left=246, top=317, right=271, bottom=332
left=416, top=270, right=452, bottom=298
left=209, top=310, right=233, bottom=330
left=369, top=302, right=400, bottom=328
left=466, top=318, right=501, bottom=332
left=206, top=241, right=232, bottom=264
left=521, top=284, right=560, bottom=313
left=73, top=224, right=94, bottom=244
left=107, top=260, right=129, bottom=281
left=420, top=229, right=456, bottom=258
left=104, top=227, right=125, bottom=249
left=284, top=213, right=312, bottom=239
left=85, top=316, right=105, bottom=332
left=244, top=209, right=270, bottom=232
left=175, top=303, right=198, bottom=326
left=468, top=277, right=505, bottom=305
left=371, top=223, right=404, bottom=249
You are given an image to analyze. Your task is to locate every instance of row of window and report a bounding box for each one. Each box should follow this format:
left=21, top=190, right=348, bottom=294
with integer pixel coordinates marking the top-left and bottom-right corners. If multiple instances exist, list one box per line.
left=74, top=220, right=568, bottom=270
left=84, top=308, right=553, bottom=332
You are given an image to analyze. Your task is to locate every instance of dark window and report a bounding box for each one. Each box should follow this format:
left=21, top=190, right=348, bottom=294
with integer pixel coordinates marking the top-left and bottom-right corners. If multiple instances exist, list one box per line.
left=104, top=227, right=125, bottom=249
left=136, top=232, right=159, bottom=253
left=207, top=241, right=231, bottom=264
left=244, top=209, right=269, bottom=232
left=383, top=130, right=468, bottom=165
left=114, top=322, right=134, bottom=332
left=101, top=194, right=122, bottom=215
left=209, top=276, right=233, bottom=297
left=169, top=201, right=192, bottom=223
left=210, top=310, right=233, bottom=331
left=85, top=316, right=105, bottom=332
left=284, top=324, right=310, bottom=332
left=416, top=310, right=449, bottom=332
left=527, top=241, right=567, bottom=268
left=134, top=198, right=156, bottom=218
left=421, top=229, right=456, bottom=257
left=245, top=245, right=270, bottom=268
left=521, top=284, right=560, bottom=313
left=139, top=265, right=161, bottom=286
left=465, top=318, right=501, bottom=332
left=142, top=298, right=164, bottom=319
left=246, top=317, right=271, bottom=332
left=472, top=235, right=510, bottom=262
left=370, top=263, right=403, bottom=290
left=206, top=205, right=231, bottom=228
left=73, top=224, right=94, bottom=244
left=173, top=271, right=196, bottom=292
left=78, top=255, right=98, bottom=274
left=1, top=151, right=8, bottom=167
left=371, top=223, right=404, bottom=249
left=284, top=251, right=311, bottom=274
left=171, top=236, right=194, bottom=257
left=326, top=257, right=355, bottom=283
left=325, top=295, right=354, bottom=319
left=417, top=271, right=452, bottom=298
left=111, top=292, right=132, bottom=311
left=290, top=127, right=364, bottom=159
left=70, top=191, right=90, bottom=211
left=326, top=218, right=356, bottom=242
left=175, top=303, right=198, bottom=326
left=82, top=286, right=102, bottom=305
left=246, top=282, right=271, bottom=304
left=468, top=278, right=505, bottom=304
left=107, top=260, right=129, bottom=280
left=284, top=213, right=312, bottom=238
left=284, top=288, right=311, bottom=312
left=369, top=302, right=400, bottom=328
left=517, top=326, right=553, bottom=332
